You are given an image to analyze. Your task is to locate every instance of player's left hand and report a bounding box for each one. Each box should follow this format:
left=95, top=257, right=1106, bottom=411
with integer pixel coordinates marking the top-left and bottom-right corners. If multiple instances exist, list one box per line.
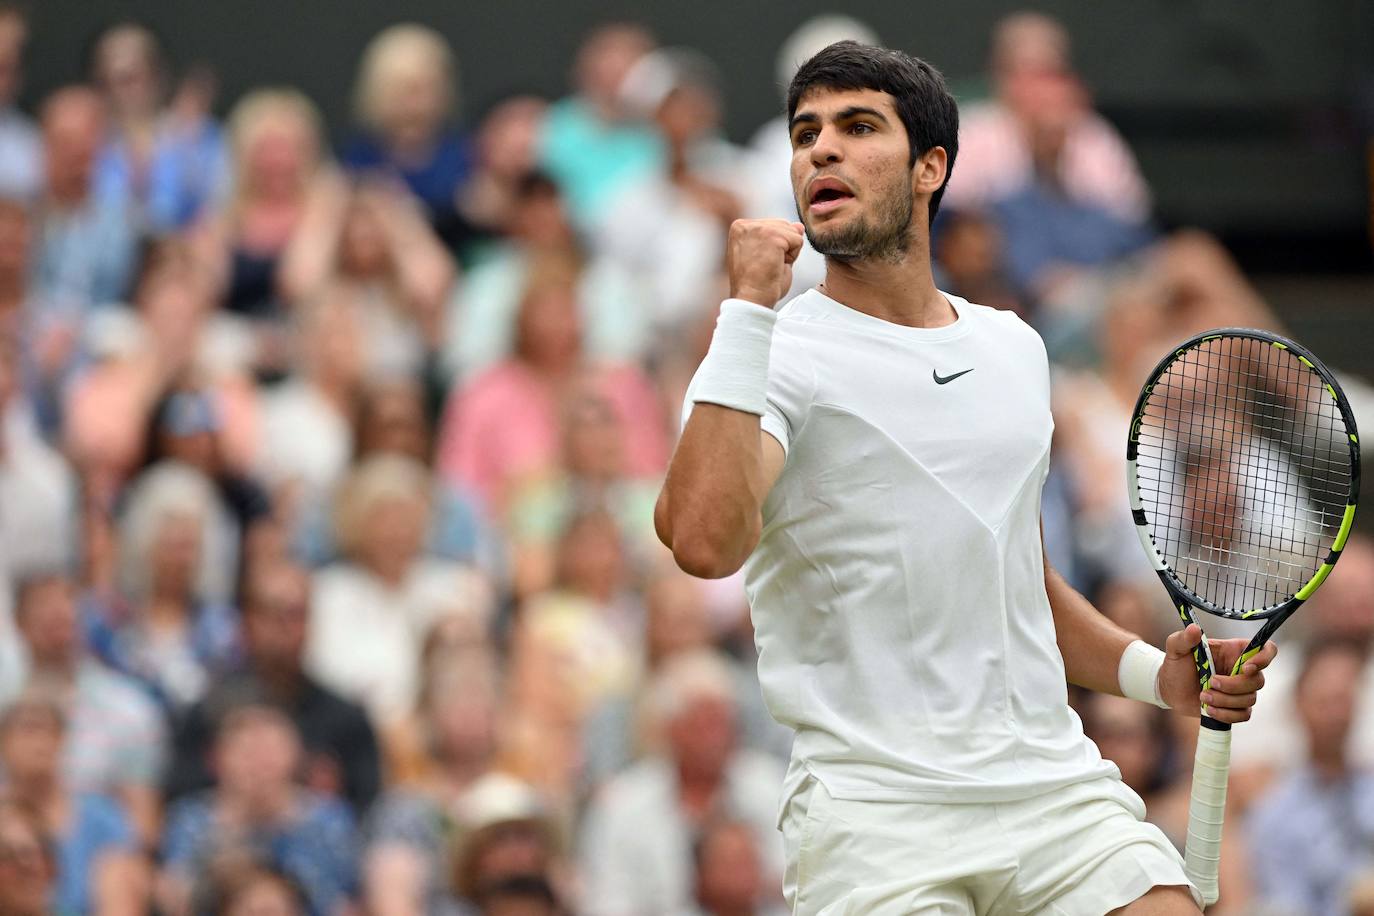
left=1156, top=624, right=1278, bottom=723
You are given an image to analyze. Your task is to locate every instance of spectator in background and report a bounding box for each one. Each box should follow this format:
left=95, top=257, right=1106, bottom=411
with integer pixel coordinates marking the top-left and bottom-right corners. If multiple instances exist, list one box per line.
left=0, top=798, right=57, bottom=916
left=62, top=243, right=219, bottom=488
left=1049, top=235, right=1280, bottom=587
left=987, top=82, right=1154, bottom=303
left=143, top=383, right=275, bottom=591
left=581, top=566, right=790, bottom=791
left=306, top=454, right=492, bottom=727
left=944, top=11, right=1150, bottom=223
left=597, top=47, right=744, bottom=341
left=0, top=689, right=149, bottom=915
left=745, top=15, right=879, bottom=304
left=501, top=510, right=642, bottom=808
left=473, top=875, right=562, bottom=916
left=88, top=22, right=227, bottom=233
left=0, top=331, right=77, bottom=579
left=931, top=208, right=1023, bottom=316
left=217, top=868, right=309, bottom=916
left=342, top=24, right=472, bottom=237
left=31, top=86, right=137, bottom=352
left=167, top=561, right=380, bottom=815
left=364, top=635, right=500, bottom=916
left=158, top=704, right=358, bottom=916
left=0, top=196, right=27, bottom=337
left=538, top=23, right=661, bottom=227
left=279, top=174, right=455, bottom=381
left=85, top=461, right=240, bottom=713
left=0, top=5, right=39, bottom=199
left=443, top=172, right=645, bottom=382
left=449, top=774, right=567, bottom=914
left=1247, top=641, right=1374, bottom=916
left=454, top=94, right=548, bottom=247
left=505, top=390, right=660, bottom=596
left=192, top=88, right=326, bottom=373
left=256, top=296, right=363, bottom=523
left=288, top=375, right=497, bottom=573
left=10, top=572, right=168, bottom=849
left=438, top=259, right=666, bottom=520
left=580, top=650, right=784, bottom=916
left=0, top=198, right=76, bottom=441
left=677, top=818, right=788, bottom=916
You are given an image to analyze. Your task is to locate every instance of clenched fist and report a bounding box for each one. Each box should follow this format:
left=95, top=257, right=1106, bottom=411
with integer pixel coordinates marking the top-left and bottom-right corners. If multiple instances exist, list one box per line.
left=726, top=219, right=806, bottom=309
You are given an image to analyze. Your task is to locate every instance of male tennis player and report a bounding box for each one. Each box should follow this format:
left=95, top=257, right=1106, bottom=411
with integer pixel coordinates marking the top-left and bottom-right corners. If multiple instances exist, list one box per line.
left=655, top=41, right=1277, bottom=915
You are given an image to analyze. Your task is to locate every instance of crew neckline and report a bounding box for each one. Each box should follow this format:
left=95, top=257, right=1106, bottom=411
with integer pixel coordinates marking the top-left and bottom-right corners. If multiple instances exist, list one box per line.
left=805, top=287, right=972, bottom=342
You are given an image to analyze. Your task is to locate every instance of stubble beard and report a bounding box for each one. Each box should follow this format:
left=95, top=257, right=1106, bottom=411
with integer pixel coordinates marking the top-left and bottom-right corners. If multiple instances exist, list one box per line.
left=801, top=180, right=916, bottom=265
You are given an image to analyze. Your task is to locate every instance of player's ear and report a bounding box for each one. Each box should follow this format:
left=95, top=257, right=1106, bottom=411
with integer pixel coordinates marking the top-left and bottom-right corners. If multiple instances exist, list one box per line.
left=913, top=146, right=948, bottom=195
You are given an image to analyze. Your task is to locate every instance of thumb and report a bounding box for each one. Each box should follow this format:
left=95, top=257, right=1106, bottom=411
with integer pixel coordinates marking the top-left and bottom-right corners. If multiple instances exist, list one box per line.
left=1164, top=623, right=1203, bottom=660
left=790, top=221, right=805, bottom=235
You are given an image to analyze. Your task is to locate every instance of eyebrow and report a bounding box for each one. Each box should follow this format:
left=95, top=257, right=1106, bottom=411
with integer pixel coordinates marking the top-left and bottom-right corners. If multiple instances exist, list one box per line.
left=789, top=105, right=892, bottom=133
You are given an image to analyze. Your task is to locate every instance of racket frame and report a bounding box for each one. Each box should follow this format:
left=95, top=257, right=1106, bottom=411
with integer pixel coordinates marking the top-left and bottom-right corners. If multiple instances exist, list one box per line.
left=1124, top=326, right=1360, bottom=904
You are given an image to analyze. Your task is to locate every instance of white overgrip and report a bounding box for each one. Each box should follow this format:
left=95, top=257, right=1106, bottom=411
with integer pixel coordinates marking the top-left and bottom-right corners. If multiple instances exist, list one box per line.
left=1183, top=724, right=1232, bottom=907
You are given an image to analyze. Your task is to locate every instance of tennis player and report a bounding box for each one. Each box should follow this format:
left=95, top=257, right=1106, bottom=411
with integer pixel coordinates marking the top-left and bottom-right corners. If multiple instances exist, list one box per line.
left=655, top=41, right=1277, bottom=915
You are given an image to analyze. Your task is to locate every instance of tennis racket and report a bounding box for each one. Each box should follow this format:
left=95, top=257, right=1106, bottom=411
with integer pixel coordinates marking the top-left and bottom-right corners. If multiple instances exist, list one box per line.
left=1125, top=327, right=1360, bottom=906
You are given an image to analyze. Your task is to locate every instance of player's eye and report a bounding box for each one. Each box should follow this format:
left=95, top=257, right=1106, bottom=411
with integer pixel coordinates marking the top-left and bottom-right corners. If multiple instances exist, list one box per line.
left=850, top=122, right=874, bottom=135
left=793, top=129, right=817, bottom=146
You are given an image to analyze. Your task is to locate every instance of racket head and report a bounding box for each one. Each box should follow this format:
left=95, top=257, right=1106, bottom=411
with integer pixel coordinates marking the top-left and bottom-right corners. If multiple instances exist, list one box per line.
left=1126, top=327, right=1360, bottom=622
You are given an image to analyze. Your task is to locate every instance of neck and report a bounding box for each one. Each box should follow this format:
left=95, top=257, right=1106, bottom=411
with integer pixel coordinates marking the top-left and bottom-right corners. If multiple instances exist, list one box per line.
left=47, top=179, right=88, bottom=209
left=0, top=272, right=25, bottom=304
left=1311, top=747, right=1349, bottom=781
left=17, top=773, right=57, bottom=807
left=31, top=654, right=78, bottom=681
left=253, top=660, right=304, bottom=698
left=441, top=754, right=489, bottom=790
left=818, top=236, right=953, bottom=328
left=234, top=784, right=295, bottom=824
left=146, top=593, right=189, bottom=622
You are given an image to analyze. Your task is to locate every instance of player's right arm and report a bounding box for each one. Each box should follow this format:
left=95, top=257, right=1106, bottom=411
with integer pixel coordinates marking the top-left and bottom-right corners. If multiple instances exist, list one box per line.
left=656, top=219, right=804, bottom=579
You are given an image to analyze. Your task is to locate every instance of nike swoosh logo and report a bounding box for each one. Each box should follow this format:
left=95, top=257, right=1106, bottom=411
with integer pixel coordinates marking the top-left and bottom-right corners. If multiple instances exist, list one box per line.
left=933, top=368, right=974, bottom=385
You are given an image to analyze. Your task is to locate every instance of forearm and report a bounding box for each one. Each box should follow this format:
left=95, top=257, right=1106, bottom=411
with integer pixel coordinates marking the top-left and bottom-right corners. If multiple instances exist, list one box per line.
left=1046, top=562, right=1140, bottom=695
left=657, top=405, right=768, bottom=577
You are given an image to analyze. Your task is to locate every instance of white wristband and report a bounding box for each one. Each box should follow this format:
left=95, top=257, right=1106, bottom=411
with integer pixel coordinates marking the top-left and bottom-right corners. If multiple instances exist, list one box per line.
left=1119, top=639, right=1170, bottom=709
left=690, top=299, right=777, bottom=416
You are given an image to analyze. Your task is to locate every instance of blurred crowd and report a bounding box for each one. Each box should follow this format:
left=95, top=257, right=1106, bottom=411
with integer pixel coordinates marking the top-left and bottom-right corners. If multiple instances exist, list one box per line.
left=0, top=6, right=1370, bottom=916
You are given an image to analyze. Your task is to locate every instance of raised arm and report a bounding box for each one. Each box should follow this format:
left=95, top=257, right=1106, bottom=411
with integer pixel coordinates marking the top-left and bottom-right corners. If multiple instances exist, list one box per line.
left=656, top=408, right=785, bottom=578
left=656, top=219, right=804, bottom=579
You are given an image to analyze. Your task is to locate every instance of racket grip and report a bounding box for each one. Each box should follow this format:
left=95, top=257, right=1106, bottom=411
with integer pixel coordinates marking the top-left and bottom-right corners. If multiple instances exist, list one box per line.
left=1183, top=722, right=1232, bottom=907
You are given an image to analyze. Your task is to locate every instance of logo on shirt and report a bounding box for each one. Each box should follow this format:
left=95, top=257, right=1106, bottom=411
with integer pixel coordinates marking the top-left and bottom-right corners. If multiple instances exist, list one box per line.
left=933, top=368, right=974, bottom=385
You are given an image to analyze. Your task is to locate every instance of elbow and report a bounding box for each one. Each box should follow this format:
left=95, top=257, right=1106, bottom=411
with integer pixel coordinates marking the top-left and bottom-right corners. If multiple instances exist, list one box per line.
left=671, top=536, right=746, bottom=579
left=667, top=516, right=758, bottom=579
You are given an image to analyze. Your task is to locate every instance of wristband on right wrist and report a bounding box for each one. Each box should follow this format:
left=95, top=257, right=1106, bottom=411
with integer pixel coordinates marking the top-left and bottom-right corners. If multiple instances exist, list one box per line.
left=689, top=299, right=777, bottom=417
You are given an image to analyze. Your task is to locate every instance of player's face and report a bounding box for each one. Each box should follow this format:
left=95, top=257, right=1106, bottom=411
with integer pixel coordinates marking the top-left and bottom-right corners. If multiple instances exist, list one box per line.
left=789, top=88, right=915, bottom=263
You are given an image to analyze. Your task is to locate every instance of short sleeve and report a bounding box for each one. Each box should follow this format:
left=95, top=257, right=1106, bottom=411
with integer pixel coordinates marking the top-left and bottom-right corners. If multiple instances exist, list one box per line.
left=682, top=325, right=816, bottom=455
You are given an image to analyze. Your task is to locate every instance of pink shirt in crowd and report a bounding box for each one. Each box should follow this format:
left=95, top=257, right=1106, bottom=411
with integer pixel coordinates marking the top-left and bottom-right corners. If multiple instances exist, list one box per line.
left=436, top=360, right=668, bottom=515
left=944, top=101, right=1151, bottom=224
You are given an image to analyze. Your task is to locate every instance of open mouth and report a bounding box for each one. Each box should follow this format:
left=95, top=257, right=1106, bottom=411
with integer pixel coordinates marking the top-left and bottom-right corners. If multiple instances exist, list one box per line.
left=809, top=179, right=855, bottom=213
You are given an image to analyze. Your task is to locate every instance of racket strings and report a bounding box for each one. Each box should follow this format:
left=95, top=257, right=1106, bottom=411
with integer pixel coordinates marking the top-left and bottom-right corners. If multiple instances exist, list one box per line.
left=1136, top=336, right=1352, bottom=613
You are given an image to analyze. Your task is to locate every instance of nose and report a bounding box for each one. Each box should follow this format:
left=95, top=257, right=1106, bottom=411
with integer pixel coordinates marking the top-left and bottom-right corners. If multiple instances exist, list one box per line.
left=809, top=124, right=843, bottom=167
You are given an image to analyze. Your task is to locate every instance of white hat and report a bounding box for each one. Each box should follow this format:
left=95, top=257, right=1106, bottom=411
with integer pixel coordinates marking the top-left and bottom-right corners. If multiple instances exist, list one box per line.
left=775, top=14, right=882, bottom=97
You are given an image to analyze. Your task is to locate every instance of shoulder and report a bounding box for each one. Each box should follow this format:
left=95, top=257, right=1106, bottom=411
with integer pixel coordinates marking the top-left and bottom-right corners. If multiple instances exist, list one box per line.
left=74, top=793, right=133, bottom=837
left=595, top=758, right=673, bottom=810
left=79, top=661, right=161, bottom=718
left=955, top=295, right=1047, bottom=355
left=298, top=791, right=357, bottom=837
left=340, top=134, right=385, bottom=167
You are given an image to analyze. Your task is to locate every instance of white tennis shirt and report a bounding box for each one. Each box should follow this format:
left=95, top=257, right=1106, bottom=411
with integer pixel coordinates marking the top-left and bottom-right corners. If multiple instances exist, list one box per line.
left=688, top=289, right=1117, bottom=803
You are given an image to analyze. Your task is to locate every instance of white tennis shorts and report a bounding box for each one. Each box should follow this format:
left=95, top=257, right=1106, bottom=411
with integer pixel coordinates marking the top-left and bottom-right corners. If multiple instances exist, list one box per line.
left=780, top=773, right=1201, bottom=915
